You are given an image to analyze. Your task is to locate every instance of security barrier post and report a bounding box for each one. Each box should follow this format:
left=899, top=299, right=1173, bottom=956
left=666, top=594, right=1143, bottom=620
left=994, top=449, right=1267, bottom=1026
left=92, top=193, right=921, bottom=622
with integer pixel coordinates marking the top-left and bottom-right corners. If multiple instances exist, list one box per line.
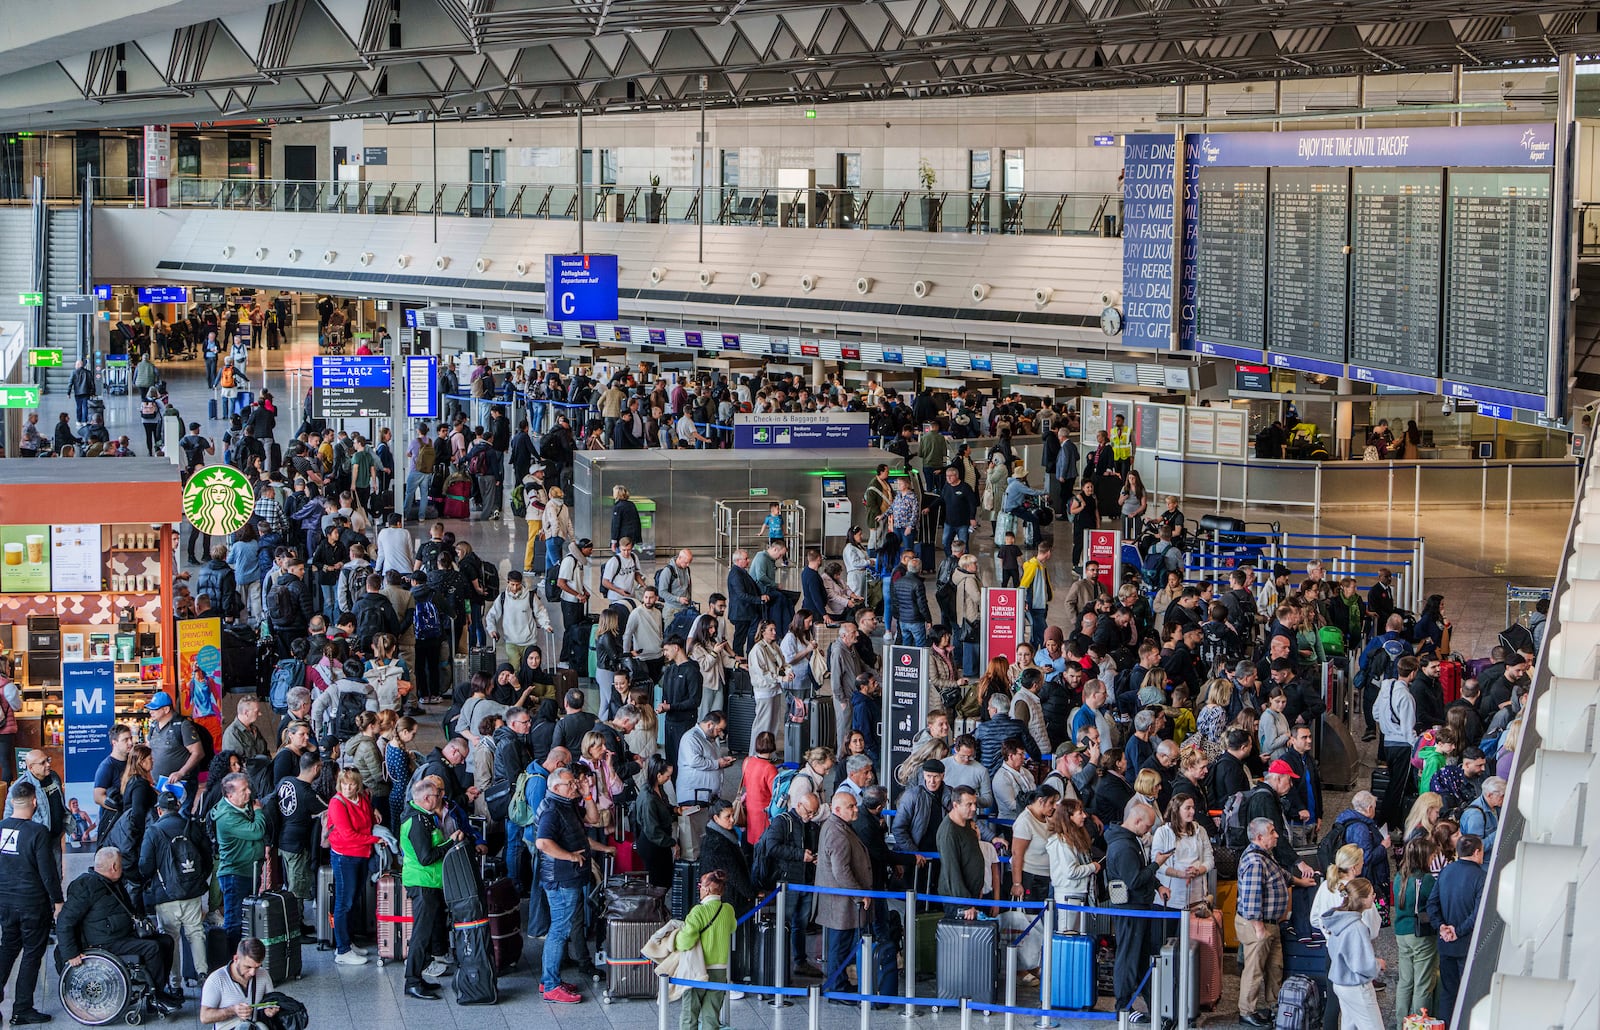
left=774, top=884, right=789, bottom=1008
left=1004, top=942, right=1018, bottom=1030
left=859, top=935, right=874, bottom=1030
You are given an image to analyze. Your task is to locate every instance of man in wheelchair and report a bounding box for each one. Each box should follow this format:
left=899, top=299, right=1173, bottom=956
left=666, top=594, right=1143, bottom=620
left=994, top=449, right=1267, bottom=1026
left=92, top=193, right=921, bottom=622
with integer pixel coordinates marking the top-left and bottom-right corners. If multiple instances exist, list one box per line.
left=57, top=848, right=184, bottom=1017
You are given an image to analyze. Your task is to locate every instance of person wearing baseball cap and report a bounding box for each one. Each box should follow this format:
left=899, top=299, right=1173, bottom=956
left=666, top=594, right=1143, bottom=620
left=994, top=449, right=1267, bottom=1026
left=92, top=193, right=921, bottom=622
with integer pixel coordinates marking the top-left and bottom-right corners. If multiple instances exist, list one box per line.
left=1240, top=758, right=1317, bottom=883
left=146, top=692, right=205, bottom=808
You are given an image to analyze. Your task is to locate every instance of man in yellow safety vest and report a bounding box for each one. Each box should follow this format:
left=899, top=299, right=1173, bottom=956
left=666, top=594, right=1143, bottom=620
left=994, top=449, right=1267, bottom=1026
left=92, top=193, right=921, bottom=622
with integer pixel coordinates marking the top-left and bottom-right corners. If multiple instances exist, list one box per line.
left=1110, top=413, right=1134, bottom=475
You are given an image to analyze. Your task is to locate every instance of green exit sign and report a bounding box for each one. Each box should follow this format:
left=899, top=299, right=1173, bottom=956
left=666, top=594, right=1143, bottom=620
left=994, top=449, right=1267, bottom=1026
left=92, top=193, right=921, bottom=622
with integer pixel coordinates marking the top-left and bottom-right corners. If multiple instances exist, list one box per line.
left=17, top=292, right=41, bottom=307
left=749, top=487, right=769, bottom=497
left=27, top=348, right=62, bottom=368
left=0, top=385, right=40, bottom=408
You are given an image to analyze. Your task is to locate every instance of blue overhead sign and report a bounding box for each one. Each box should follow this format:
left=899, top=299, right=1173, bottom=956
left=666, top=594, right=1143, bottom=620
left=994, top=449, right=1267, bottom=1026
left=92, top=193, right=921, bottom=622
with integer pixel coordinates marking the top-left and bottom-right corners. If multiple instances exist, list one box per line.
left=314, top=355, right=391, bottom=389
left=1191, top=124, right=1555, bottom=169
left=93, top=285, right=113, bottom=301
left=1476, top=402, right=1515, bottom=421
left=405, top=355, right=438, bottom=419
left=545, top=253, right=619, bottom=321
left=137, top=286, right=189, bottom=304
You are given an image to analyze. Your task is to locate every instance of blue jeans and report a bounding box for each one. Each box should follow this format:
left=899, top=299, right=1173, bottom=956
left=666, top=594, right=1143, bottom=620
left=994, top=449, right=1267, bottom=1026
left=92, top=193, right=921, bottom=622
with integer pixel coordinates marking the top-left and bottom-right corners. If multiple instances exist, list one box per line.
left=75, top=396, right=91, bottom=423
left=942, top=523, right=970, bottom=555
left=331, top=853, right=368, bottom=953
left=529, top=403, right=546, bottom=434
left=1028, top=607, right=1047, bottom=647
left=790, top=891, right=814, bottom=971
left=505, top=831, right=529, bottom=893
left=404, top=471, right=429, bottom=518
left=321, top=583, right=339, bottom=621
left=466, top=603, right=486, bottom=648
left=545, top=536, right=564, bottom=570
left=541, top=884, right=582, bottom=991
left=822, top=926, right=863, bottom=995
left=219, top=874, right=248, bottom=948
left=898, top=621, right=927, bottom=647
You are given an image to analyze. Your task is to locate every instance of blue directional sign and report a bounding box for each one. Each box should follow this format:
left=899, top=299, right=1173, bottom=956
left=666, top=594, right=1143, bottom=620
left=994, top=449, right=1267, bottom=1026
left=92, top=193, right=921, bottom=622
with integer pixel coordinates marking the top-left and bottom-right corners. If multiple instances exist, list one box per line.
left=137, top=286, right=189, bottom=304
left=545, top=253, right=619, bottom=321
left=313, top=356, right=392, bottom=419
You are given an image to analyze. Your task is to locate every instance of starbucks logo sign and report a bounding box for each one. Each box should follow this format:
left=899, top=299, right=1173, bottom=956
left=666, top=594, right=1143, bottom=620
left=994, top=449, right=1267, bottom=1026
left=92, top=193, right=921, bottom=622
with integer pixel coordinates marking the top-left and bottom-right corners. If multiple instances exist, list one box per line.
left=182, top=465, right=254, bottom=537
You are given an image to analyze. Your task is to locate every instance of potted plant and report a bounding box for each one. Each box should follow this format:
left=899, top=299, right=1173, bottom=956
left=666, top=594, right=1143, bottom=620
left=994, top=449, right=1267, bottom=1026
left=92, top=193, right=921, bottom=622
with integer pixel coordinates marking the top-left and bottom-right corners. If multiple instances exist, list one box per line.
left=647, top=174, right=665, bottom=223
left=919, top=159, right=942, bottom=231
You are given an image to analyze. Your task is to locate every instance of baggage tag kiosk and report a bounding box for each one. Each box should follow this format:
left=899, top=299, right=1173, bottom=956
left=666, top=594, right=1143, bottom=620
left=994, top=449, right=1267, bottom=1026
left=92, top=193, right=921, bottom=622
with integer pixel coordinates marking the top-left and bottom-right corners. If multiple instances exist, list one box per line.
left=821, top=475, right=852, bottom=557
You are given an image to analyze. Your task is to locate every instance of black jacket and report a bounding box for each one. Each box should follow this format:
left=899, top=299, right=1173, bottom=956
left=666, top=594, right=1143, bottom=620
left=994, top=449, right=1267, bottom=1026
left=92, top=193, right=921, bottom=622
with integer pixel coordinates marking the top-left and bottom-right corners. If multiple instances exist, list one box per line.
left=727, top=566, right=764, bottom=623
left=1241, top=784, right=1297, bottom=870
left=1281, top=748, right=1323, bottom=823
left=350, top=592, right=400, bottom=649
left=1104, top=824, right=1160, bottom=907
left=853, top=810, right=916, bottom=891
left=659, top=660, right=704, bottom=723
left=56, top=872, right=140, bottom=965
left=973, top=714, right=1040, bottom=773
left=764, top=809, right=818, bottom=885
left=509, top=431, right=535, bottom=475
left=1210, top=753, right=1252, bottom=804
left=0, top=817, right=62, bottom=908
left=1170, top=775, right=1216, bottom=837
left=592, top=720, right=640, bottom=786
left=610, top=500, right=642, bottom=546
left=1091, top=770, right=1134, bottom=827
left=697, top=820, right=755, bottom=914
left=890, top=572, right=931, bottom=626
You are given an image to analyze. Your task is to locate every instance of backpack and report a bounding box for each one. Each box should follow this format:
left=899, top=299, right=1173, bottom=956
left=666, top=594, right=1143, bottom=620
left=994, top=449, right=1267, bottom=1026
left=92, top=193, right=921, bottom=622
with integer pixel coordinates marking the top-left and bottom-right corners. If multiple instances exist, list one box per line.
left=156, top=817, right=214, bottom=900
left=1219, top=786, right=1260, bottom=849
left=187, top=716, right=216, bottom=769
left=751, top=825, right=782, bottom=893
left=766, top=768, right=803, bottom=819
left=416, top=441, right=436, bottom=474
left=413, top=598, right=442, bottom=641
left=510, top=483, right=527, bottom=518
left=478, top=561, right=500, bottom=600
left=271, top=582, right=302, bottom=627
left=269, top=659, right=305, bottom=710
left=508, top=768, right=542, bottom=827
left=1315, top=817, right=1350, bottom=875
left=467, top=447, right=491, bottom=477
left=544, top=566, right=561, bottom=603
left=1355, top=642, right=1394, bottom=695
left=1198, top=623, right=1237, bottom=668
left=332, top=690, right=366, bottom=742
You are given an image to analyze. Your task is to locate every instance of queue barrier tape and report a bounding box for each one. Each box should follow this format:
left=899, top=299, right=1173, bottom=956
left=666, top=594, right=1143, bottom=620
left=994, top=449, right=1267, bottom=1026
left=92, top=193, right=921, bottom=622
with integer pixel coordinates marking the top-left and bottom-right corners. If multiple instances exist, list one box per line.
left=735, top=890, right=778, bottom=926
left=967, top=1000, right=1120, bottom=1021
left=819, top=992, right=962, bottom=1009
left=666, top=977, right=809, bottom=998
left=782, top=881, right=1182, bottom=919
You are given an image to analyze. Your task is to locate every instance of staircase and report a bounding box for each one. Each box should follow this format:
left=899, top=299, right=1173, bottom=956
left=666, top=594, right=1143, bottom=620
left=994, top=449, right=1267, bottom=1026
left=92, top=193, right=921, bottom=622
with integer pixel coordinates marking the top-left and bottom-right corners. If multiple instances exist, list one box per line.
left=41, top=209, right=81, bottom=398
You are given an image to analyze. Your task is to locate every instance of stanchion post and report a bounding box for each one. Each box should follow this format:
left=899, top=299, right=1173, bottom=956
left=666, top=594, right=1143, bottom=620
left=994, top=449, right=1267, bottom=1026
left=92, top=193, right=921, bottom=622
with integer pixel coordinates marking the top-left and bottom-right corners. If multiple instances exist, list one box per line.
left=1148, top=953, right=1163, bottom=1027
left=1177, top=908, right=1193, bottom=1030
left=960, top=997, right=973, bottom=1030
left=904, top=887, right=918, bottom=1019
left=1004, top=943, right=1018, bottom=1030
left=859, top=934, right=874, bottom=1030
left=807, top=985, right=821, bottom=1030
left=1036, top=900, right=1055, bottom=1029
left=657, top=974, right=669, bottom=1030
left=774, top=884, right=789, bottom=1008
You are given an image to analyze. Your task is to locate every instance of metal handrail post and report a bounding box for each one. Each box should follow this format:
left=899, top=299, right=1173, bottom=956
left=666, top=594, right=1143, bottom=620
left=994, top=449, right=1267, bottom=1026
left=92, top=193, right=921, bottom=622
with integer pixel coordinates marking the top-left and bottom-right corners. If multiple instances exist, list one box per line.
left=1148, top=952, right=1163, bottom=1026
left=859, top=934, right=874, bottom=1030
left=1004, top=943, right=1018, bottom=1030
left=774, top=884, right=789, bottom=1007
left=807, top=985, right=821, bottom=1030
left=1035, top=899, right=1055, bottom=1028
left=904, top=887, right=918, bottom=1018
left=657, top=973, right=669, bottom=1030
left=960, top=998, right=972, bottom=1030
left=1178, top=908, right=1193, bottom=1030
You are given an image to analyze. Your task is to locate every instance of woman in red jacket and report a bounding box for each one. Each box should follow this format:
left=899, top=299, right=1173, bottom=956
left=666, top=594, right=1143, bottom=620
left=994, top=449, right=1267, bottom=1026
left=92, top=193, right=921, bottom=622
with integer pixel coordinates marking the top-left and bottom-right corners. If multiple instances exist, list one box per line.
left=326, top=768, right=382, bottom=966
left=741, top=732, right=780, bottom=844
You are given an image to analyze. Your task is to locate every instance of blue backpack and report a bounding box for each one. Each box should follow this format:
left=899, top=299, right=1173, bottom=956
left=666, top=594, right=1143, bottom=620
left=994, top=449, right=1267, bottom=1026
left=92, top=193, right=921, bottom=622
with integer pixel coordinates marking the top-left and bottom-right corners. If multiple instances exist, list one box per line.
left=269, top=659, right=304, bottom=711
left=413, top=598, right=442, bottom=640
left=766, top=768, right=803, bottom=820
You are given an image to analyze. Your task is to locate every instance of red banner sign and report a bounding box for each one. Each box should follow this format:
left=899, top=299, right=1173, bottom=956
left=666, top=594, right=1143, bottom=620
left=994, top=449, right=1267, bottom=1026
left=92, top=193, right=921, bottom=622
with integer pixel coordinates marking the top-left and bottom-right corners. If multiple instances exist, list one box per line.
left=982, top=587, right=1022, bottom=666
left=1085, top=529, right=1123, bottom=597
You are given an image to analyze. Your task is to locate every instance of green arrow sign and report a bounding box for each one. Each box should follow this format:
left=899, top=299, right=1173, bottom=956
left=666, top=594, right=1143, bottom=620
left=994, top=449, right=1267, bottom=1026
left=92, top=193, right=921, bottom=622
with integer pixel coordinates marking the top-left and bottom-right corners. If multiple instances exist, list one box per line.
left=17, top=292, right=41, bottom=307
left=27, top=348, right=62, bottom=368
left=0, top=386, right=40, bottom=408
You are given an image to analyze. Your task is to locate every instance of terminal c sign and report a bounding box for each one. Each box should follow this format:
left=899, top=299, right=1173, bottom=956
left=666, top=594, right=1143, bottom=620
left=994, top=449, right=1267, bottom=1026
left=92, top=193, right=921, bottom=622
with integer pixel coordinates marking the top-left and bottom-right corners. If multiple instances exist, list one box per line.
left=545, top=254, right=619, bottom=321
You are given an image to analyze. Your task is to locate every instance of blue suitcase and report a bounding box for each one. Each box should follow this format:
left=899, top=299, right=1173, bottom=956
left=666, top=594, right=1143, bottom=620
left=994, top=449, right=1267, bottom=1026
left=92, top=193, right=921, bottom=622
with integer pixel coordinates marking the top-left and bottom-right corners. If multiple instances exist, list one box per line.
left=1048, top=933, right=1096, bottom=1011
left=208, top=398, right=219, bottom=420
left=234, top=390, right=254, bottom=414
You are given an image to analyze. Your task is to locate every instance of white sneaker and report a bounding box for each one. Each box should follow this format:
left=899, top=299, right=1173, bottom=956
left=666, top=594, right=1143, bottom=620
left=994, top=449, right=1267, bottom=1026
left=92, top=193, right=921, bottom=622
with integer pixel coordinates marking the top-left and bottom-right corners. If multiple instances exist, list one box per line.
left=335, top=951, right=368, bottom=966
left=729, top=990, right=746, bottom=1001
left=424, top=960, right=451, bottom=978
left=349, top=945, right=369, bottom=957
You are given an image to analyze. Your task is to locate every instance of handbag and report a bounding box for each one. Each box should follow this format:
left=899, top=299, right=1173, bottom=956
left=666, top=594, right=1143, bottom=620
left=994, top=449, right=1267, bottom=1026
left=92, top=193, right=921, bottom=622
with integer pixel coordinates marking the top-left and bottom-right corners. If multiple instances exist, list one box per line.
left=960, top=618, right=981, bottom=644
left=808, top=648, right=829, bottom=685
left=1412, top=877, right=1434, bottom=936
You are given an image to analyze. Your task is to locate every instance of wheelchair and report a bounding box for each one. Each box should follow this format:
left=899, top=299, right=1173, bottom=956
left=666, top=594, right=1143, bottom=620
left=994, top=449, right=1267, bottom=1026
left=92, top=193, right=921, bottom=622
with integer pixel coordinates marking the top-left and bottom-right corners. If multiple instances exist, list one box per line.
left=59, top=950, right=157, bottom=1026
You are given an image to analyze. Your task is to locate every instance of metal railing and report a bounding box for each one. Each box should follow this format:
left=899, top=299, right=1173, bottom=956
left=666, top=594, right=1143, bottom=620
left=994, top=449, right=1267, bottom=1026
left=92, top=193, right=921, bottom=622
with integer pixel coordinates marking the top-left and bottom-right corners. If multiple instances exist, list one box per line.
left=86, top=176, right=1120, bottom=236
left=713, top=498, right=807, bottom=562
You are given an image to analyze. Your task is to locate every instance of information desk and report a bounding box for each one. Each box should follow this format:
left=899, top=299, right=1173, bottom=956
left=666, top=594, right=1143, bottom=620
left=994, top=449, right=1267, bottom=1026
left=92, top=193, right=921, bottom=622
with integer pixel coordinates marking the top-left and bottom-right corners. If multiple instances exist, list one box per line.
left=0, top=461, right=180, bottom=778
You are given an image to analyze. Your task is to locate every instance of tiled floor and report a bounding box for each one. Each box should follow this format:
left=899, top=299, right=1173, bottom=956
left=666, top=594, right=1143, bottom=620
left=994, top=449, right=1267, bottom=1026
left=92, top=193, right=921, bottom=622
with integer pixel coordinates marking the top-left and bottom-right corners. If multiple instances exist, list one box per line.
left=32, top=335, right=1556, bottom=1030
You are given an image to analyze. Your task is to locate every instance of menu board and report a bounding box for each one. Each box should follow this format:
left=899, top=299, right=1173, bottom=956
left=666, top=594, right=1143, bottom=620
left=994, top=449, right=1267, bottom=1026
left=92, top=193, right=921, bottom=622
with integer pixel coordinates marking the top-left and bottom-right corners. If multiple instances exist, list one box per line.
left=51, top=524, right=103, bottom=592
left=1349, top=171, right=1443, bottom=374
left=0, top=525, right=52, bottom=593
left=1442, top=171, right=1551, bottom=396
left=1194, top=168, right=1268, bottom=351
left=1267, top=170, right=1349, bottom=362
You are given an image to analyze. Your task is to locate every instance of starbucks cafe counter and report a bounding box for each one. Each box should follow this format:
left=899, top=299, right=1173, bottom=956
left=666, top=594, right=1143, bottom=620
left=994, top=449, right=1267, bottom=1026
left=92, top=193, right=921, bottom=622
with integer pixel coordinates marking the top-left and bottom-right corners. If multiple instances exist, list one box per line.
left=0, top=460, right=182, bottom=770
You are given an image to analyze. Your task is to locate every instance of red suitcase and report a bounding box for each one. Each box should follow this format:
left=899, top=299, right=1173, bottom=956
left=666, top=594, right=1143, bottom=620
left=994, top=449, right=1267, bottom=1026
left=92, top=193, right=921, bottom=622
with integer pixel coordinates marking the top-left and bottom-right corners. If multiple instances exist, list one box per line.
left=376, top=872, right=414, bottom=964
left=442, top=478, right=472, bottom=520
left=485, top=876, right=523, bottom=972
left=1190, top=910, right=1224, bottom=1008
left=612, top=807, right=642, bottom=874
left=1438, top=659, right=1463, bottom=704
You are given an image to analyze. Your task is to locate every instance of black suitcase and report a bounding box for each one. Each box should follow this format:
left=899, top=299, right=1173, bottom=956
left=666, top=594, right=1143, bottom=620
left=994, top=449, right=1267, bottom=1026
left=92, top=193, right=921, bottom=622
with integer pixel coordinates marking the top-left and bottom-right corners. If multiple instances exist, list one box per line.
left=669, top=859, right=700, bottom=920
left=810, top=694, right=836, bottom=754
left=243, top=890, right=302, bottom=982
left=468, top=646, right=497, bottom=678
left=726, top=692, right=756, bottom=756
left=732, top=914, right=778, bottom=984
left=208, top=398, right=219, bottom=421
left=935, top=917, right=999, bottom=1003
left=443, top=841, right=485, bottom=922
left=316, top=864, right=336, bottom=949
left=784, top=714, right=810, bottom=763
left=451, top=919, right=499, bottom=1005
left=602, top=919, right=659, bottom=1001
left=1094, top=932, right=1117, bottom=996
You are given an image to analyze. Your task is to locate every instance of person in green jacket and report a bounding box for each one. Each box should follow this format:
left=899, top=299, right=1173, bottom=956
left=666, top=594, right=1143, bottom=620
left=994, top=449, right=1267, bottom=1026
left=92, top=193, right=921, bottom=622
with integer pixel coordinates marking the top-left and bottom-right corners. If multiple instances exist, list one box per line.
left=400, top=778, right=460, bottom=1000
left=208, top=772, right=267, bottom=954
left=674, top=868, right=737, bottom=1030
left=1392, top=835, right=1440, bottom=1025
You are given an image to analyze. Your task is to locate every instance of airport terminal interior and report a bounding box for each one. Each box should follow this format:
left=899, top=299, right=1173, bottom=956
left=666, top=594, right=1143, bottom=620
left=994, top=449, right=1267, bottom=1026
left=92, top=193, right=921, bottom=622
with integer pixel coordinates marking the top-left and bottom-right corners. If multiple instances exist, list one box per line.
left=0, top=3, right=1593, bottom=1030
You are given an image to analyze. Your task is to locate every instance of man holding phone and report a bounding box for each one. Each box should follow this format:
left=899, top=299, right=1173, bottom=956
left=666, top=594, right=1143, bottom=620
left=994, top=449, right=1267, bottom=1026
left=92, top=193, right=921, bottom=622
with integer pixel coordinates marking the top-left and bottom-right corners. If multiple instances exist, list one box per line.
left=1104, top=799, right=1172, bottom=1022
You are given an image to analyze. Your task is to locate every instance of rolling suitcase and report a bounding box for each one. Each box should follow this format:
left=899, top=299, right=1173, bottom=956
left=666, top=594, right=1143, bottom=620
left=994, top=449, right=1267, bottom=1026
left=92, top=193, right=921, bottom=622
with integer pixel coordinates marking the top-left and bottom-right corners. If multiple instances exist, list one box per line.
left=1190, top=915, right=1224, bottom=1009
left=316, top=864, right=336, bottom=950
left=726, top=691, right=756, bottom=756
left=376, top=872, right=414, bottom=964
left=1093, top=933, right=1116, bottom=996
left=208, top=398, right=219, bottom=421
left=1438, top=659, right=1463, bottom=704
left=601, top=919, right=660, bottom=1001
left=612, top=808, right=641, bottom=875
left=451, top=918, right=499, bottom=1005
left=443, top=479, right=472, bottom=519
left=243, top=890, right=302, bottom=983
left=443, top=840, right=485, bottom=922
left=784, top=709, right=810, bottom=764
left=809, top=692, right=836, bottom=754
left=468, top=646, right=497, bottom=677
left=669, top=859, right=700, bottom=919
left=1158, top=939, right=1199, bottom=1023
left=485, top=876, right=523, bottom=972
left=915, top=910, right=941, bottom=975
left=935, top=917, right=999, bottom=1003
left=179, top=925, right=230, bottom=984
left=732, top=914, right=778, bottom=985
left=1048, top=933, right=1096, bottom=1011
left=1217, top=879, right=1240, bottom=949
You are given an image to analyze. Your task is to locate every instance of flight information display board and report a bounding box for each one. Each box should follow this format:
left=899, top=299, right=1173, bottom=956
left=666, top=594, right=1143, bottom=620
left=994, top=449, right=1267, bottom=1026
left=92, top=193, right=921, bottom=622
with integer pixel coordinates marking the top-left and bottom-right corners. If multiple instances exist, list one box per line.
left=312, top=356, right=392, bottom=419
left=1442, top=172, right=1551, bottom=398
left=1267, top=170, right=1349, bottom=364
left=1349, top=171, right=1443, bottom=375
left=1194, top=168, right=1268, bottom=354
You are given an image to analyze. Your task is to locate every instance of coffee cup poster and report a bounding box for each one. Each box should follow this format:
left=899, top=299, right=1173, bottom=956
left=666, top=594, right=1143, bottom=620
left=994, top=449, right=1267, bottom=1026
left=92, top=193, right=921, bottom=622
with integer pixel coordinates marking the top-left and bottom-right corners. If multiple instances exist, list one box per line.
left=0, top=524, right=52, bottom=593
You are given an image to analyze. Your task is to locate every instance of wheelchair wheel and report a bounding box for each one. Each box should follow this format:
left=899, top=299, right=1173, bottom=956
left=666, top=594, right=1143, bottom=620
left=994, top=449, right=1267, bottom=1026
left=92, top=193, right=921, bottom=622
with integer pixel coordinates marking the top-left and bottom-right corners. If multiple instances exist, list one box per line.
left=60, top=950, right=132, bottom=1026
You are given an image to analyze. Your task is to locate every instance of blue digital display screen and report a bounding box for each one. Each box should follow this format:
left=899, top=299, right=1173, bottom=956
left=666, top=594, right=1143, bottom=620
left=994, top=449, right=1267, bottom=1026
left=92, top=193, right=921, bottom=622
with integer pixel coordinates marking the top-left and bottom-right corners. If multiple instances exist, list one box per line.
left=137, top=286, right=189, bottom=304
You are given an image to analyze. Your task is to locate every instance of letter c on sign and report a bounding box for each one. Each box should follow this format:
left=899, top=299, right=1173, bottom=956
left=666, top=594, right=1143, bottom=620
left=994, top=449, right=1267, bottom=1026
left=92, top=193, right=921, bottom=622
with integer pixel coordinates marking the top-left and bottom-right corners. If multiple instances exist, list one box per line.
left=561, top=292, right=576, bottom=315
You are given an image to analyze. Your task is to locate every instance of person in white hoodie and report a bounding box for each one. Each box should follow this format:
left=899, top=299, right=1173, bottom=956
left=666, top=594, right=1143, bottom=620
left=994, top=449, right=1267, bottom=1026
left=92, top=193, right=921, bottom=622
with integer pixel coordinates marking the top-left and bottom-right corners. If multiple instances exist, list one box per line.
left=1323, top=877, right=1386, bottom=1030
left=309, top=658, right=379, bottom=744
left=485, top=570, right=554, bottom=671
